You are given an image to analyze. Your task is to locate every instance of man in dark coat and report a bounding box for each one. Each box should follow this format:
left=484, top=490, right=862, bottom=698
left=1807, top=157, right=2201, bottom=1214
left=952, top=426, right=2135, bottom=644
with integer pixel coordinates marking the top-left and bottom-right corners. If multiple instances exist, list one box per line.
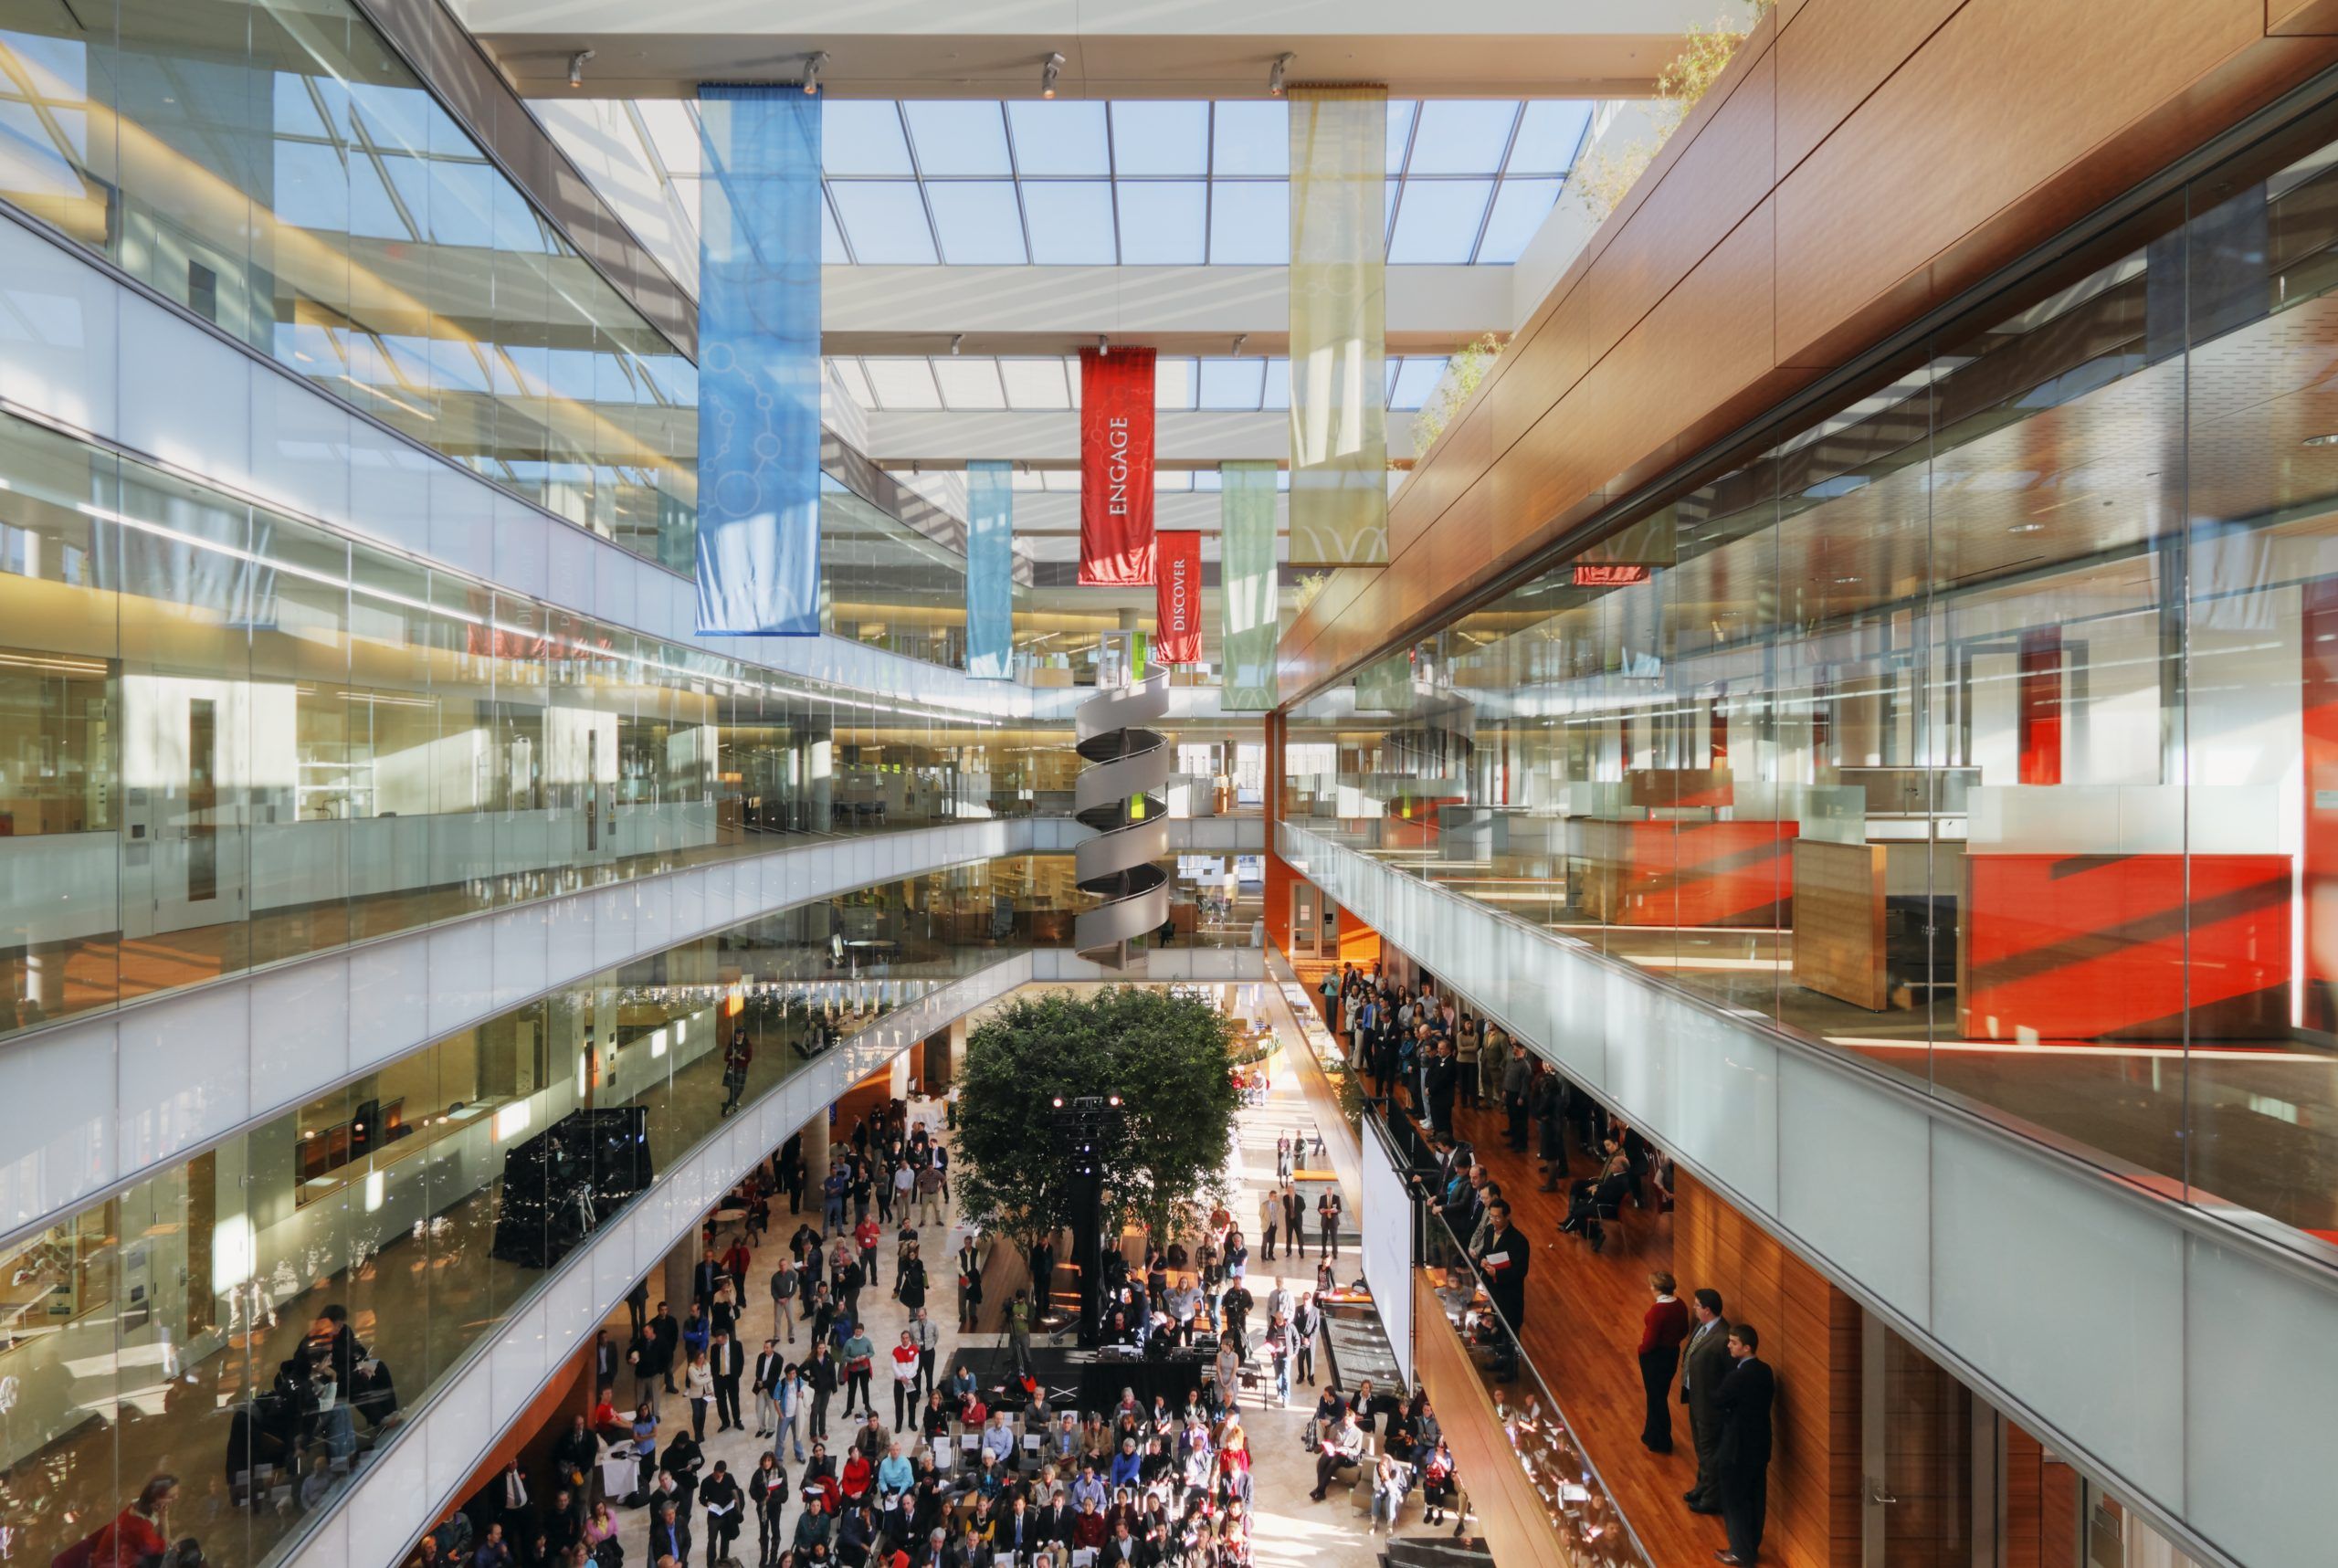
left=1714, top=1323, right=1775, bottom=1566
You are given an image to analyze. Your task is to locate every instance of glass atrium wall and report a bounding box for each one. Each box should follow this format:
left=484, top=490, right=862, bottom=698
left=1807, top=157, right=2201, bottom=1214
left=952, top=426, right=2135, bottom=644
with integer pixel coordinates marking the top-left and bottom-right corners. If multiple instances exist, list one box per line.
left=0, top=406, right=1070, bottom=1044
left=1284, top=117, right=2338, bottom=1261
left=0, top=0, right=697, bottom=567
left=0, top=856, right=1056, bottom=1568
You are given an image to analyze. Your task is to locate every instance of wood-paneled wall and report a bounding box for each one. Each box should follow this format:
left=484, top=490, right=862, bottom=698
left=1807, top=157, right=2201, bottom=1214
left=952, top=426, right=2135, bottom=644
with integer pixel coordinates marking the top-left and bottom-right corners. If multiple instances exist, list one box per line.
left=1673, top=1171, right=1863, bottom=1568
left=1278, top=0, right=2338, bottom=700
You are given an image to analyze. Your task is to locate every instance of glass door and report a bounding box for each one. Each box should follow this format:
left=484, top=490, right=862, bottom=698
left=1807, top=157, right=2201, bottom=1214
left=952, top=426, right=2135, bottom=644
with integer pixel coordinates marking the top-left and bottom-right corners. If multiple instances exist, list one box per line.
left=1861, top=1312, right=1984, bottom=1567
left=1290, top=880, right=1322, bottom=958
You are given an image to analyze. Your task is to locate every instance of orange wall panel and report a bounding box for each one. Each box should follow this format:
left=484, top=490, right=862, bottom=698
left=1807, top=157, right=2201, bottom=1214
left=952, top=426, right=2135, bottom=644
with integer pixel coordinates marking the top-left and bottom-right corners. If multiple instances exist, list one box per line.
left=1775, top=0, right=1968, bottom=176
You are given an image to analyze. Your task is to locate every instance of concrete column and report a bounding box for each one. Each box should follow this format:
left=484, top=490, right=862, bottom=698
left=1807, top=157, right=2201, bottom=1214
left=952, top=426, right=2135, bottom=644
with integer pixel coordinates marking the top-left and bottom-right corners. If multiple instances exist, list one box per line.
left=801, top=1105, right=831, bottom=1189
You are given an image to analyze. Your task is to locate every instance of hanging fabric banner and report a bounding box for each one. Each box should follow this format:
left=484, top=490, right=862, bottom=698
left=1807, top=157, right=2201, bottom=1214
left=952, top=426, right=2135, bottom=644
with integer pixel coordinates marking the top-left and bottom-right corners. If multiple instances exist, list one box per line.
left=964, top=460, right=1014, bottom=679
left=1079, top=347, right=1156, bottom=586
left=1154, top=530, right=1204, bottom=664
left=695, top=84, right=822, bottom=636
left=1288, top=87, right=1388, bottom=567
left=1219, top=460, right=1279, bottom=710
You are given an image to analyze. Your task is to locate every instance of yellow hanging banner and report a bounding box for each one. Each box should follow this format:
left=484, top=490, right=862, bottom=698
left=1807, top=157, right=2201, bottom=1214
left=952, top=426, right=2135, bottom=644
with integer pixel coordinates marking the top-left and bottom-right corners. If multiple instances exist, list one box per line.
left=1287, top=86, right=1389, bottom=567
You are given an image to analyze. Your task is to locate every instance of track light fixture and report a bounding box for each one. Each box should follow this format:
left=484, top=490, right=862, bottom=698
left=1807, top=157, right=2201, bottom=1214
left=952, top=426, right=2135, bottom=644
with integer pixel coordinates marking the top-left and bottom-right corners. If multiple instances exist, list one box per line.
left=1042, top=52, right=1064, bottom=100
left=951, top=334, right=964, bottom=356
left=1269, top=53, right=1294, bottom=97
left=802, top=51, right=828, bottom=96
left=1097, top=334, right=1110, bottom=354
left=1232, top=333, right=1248, bottom=354
left=567, top=49, right=595, bottom=89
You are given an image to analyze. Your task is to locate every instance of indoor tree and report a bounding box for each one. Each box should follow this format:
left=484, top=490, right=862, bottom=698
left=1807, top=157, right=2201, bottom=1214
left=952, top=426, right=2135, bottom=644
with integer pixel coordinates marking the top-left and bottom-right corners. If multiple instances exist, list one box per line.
left=953, top=986, right=1239, bottom=1249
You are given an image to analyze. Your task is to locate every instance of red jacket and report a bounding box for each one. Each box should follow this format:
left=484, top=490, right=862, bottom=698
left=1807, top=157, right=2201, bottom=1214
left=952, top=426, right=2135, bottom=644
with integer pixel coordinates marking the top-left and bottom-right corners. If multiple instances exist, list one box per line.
left=1638, top=1296, right=1690, bottom=1357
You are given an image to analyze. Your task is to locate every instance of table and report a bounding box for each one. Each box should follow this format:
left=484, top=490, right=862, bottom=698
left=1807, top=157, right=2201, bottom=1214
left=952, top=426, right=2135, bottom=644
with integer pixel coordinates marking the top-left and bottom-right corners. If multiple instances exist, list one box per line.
left=599, top=1448, right=641, bottom=1500
left=1074, top=1352, right=1207, bottom=1413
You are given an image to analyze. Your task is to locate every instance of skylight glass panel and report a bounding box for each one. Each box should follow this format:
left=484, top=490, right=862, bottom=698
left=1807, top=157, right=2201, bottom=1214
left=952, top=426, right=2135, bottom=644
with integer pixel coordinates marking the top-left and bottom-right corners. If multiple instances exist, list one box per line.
left=1208, top=181, right=1289, bottom=264
left=1155, top=357, right=1198, bottom=410
left=1477, top=177, right=1561, bottom=263
left=902, top=101, right=1013, bottom=176
left=1389, top=178, right=1492, bottom=263
left=932, top=358, right=1008, bottom=409
left=1407, top=100, right=1521, bottom=174
left=863, top=358, right=943, bottom=409
left=1508, top=101, right=1592, bottom=175
left=1041, top=469, right=1081, bottom=492
left=1110, top=102, right=1209, bottom=176
left=820, top=192, right=849, bottom=263
left=821, top=100, right=914, bottom=175
left=1007, top=101, right=1111, bottom=175
left=1212, top=100, right=1289, bottom=175
left=1009, top=468, right=1045, bottom=491
left=999, top=358, right=1071, bottom=409
left=1384, top=180, right=1398, bottom=242
left=1386, top=101, right=1418, bottom=172
left=1384, top=361, right=1401, bottom=404
left=1067, top=356, right=1082, bottom=406
left=1391, top=357, right=1446, bottom=410
left=1116, top=182, right=1206, bottom=264
left=828, top=181, right=937, bottom=263
left=829, top=357, right=875, bottom=408
left=1194, top=469, right=1223, bottom=491
left=1198, top=358, right=1266, bottom=409
left=1020, top=181, right=1117, bottom=264
left=1263, top=357, right=1290, bottom=411
left=925, top=181, right=1027, bottom=263
left=1155, top=471, right=1194, bottom=491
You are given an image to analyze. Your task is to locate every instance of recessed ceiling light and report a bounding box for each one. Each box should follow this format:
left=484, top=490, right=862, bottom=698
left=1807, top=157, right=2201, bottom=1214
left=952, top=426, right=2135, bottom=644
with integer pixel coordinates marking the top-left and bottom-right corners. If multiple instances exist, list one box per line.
left=2008, top=521, right=2044, bottom=534
left=1833, top=576, right=1859, bottom=585
left=2305, top=433, right=2338, bottom=447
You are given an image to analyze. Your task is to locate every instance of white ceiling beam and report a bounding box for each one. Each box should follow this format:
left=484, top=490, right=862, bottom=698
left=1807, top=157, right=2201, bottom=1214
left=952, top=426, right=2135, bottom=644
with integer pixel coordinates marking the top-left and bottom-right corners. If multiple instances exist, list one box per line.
left=820, top=265, right=1506, bottom=355
left=461, top=0, right=1728, bottom=99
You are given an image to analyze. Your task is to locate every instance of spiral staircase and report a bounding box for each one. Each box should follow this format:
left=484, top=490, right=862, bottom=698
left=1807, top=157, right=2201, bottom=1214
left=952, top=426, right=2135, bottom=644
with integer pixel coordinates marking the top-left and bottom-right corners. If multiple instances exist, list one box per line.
left=1072, top=655, right=1172, bottom=968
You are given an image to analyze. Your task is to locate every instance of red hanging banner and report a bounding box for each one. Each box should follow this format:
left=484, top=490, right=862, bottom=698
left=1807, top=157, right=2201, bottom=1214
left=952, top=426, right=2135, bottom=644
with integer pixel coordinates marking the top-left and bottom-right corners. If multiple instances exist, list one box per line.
left=1155, top=530, right=1204, bottom=663
left=1079, top=347, right=1156, bottom=586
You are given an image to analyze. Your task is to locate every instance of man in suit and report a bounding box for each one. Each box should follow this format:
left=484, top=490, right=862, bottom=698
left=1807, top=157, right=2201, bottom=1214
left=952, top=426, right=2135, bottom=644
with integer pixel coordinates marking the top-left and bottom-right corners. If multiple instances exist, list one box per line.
left=1714, top=1323, right=1775, bottom=1565
left=649, top=1300, right=682, bottom=1394
left=651, top=1500, right=690, bottom=1568
left=1471, top=1199, right=1529, bottom=1383
left=752, top=1339, right=785, bottom=1438
left=692, top=1247, right=725, bottom=1311
left=1680, top=1289, right=1732, bottom=1515
left=711, top=1331, right=745, bottom=1433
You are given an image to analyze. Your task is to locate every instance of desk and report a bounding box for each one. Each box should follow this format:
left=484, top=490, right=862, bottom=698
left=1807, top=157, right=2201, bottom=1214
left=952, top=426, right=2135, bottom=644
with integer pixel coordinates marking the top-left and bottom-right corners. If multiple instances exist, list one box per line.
left=1293, top=1168, right=1337, bottom=1186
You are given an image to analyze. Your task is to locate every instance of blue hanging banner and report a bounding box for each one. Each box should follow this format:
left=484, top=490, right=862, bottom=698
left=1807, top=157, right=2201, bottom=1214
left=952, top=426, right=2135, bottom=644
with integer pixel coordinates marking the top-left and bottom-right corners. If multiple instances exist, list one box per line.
left=966, top=460, right=1014, bottom=679
left=695, top=85, right=822, bottom=636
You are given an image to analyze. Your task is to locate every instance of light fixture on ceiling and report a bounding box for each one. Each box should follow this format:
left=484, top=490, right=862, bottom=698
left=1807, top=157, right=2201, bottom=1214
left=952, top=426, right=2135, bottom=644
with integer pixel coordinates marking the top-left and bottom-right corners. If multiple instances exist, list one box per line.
left=2008, top=521, right=2045, bottom=535
left=802, top=51, right=828, bottom=96
left=1269, top=53, right=1295, bottom=96
left=950, top=334, right=964, bottom=356
left=1232, top=333, right=1248, bottom=354
left=2307, top=433, right=2338, bottom=447
left=1098, top=334, right=1110, bottom=355
left=567, top=49, right=595, bottom=89
left=1041, top=52, right=1064, bottom=99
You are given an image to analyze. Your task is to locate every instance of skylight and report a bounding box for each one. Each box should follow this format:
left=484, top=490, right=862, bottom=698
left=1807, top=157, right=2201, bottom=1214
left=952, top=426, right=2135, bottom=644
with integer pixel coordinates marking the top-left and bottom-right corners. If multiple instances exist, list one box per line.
left=553, top=97, right=1595, bottom=272
left=833, top=354, right=1459, bottom=414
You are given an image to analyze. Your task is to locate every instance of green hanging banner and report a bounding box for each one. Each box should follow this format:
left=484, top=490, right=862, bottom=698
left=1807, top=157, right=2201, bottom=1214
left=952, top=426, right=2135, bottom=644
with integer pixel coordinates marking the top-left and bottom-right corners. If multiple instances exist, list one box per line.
left=1220, top=461, right=1280, bottom=710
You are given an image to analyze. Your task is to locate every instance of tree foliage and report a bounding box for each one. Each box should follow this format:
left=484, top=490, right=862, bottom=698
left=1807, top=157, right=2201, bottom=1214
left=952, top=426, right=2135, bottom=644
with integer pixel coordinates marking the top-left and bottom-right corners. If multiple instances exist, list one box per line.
left=1574, top=2, right=1775, bottom=225
left=953, top=986, right=1238, bottom=1248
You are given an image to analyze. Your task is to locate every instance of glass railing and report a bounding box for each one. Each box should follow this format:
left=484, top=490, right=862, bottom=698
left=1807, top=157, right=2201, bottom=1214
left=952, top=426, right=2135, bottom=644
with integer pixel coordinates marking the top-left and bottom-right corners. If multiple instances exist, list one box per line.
left=1364, top=1103, right=1655, bottom=1568
left=0, top=404, right=1074, bottom=1045
left=0, top=0, right=696, bottom=567
left=0, top=860, right=1052, bottom=1568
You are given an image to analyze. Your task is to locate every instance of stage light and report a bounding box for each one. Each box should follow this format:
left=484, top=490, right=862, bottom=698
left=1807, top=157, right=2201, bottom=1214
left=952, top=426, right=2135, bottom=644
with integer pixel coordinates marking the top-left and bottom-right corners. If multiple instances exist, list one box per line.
left=1042, top=52, right=1064, bottom=100
left=1269, top=54, right=1294, bottom=97
left=803, top=52, right=828, bottom=96
left=568, top=49, right=595, bottom=89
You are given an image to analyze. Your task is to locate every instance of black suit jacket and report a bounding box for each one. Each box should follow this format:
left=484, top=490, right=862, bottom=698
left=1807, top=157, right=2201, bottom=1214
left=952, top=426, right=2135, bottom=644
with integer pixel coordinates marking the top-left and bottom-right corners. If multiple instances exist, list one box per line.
left=1680, top=1316, right=1732, bottom=1414
left=753, top=1352, right=783, bottom=1394
left=714, top=1341, right=744, bottom=1382
left=1715, top=1355, right=1775, bottom=1472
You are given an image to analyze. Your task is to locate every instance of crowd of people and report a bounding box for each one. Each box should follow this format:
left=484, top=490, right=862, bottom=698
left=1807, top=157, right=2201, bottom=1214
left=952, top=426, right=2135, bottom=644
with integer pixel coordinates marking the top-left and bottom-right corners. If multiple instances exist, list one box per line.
left=1322, top=961, right=1778, bottom=1566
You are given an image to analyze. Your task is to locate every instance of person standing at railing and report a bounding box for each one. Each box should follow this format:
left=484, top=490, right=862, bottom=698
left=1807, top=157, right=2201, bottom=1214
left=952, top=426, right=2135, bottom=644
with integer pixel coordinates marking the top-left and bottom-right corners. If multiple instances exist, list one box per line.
left=1471, top=1199, right=1528, bottom=1379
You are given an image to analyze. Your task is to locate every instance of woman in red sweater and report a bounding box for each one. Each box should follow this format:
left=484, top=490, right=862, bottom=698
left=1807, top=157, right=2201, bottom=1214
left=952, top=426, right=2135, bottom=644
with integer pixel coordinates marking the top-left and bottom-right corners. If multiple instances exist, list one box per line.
left=1638, top=1269, right=1691, bottom=1453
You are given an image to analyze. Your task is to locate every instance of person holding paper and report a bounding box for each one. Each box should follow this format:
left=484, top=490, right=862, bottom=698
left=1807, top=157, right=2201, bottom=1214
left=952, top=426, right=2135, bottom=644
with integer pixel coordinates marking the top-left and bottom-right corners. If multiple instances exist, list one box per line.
left=698, top=1462, right=742, bottom=1565
left=1472, top=1200, right=1529, bottom=1330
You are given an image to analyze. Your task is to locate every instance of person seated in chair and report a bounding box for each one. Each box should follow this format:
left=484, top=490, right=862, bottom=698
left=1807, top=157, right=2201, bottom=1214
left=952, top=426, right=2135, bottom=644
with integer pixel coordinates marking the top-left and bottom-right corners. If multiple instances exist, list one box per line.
left=1560, top=1153, right=1636, bottom=1253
